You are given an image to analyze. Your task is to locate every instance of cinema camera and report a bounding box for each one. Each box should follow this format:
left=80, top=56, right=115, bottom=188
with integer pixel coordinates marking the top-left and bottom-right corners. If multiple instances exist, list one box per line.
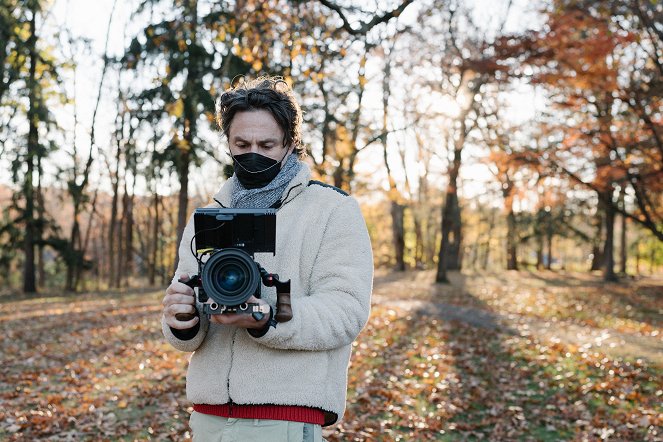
left=175, top=208, right=292, bottom=324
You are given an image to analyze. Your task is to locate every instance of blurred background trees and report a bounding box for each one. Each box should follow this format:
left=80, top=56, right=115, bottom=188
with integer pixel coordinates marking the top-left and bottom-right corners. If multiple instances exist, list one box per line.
left=0, top=0, right=661, bottom=293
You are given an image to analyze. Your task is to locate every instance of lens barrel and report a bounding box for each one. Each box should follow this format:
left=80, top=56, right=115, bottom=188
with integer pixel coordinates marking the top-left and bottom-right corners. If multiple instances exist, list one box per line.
left=201, top=248, right=260, bottom=306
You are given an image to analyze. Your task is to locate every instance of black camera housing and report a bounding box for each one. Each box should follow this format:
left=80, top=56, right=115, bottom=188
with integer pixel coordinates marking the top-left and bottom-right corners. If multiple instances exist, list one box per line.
left=192, top=208, right=276, bottom=316
left=180, top=207, right=292, bottom=323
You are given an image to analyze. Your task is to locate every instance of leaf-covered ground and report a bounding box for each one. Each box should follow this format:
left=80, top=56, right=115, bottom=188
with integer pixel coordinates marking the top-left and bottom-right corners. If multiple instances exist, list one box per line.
left=0, top=271, right=661, bottom=441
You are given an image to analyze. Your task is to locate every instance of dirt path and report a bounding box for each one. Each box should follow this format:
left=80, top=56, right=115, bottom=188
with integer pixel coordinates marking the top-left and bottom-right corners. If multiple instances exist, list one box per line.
left=371, top=270, right=663, bottom=365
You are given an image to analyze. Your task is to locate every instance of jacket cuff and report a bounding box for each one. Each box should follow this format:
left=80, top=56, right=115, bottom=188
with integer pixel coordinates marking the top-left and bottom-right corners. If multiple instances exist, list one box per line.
left=247, top=306, right=275, bottom=338
left=161, top=310, right=209, bottom=352
left=170, top=320, right=200, bottom=340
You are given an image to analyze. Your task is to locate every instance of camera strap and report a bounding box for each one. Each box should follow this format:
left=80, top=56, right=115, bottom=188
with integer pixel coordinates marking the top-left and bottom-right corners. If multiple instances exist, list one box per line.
left=269, top=183, right=303, bottom=210
left=270, top=180, right=349, bottom=210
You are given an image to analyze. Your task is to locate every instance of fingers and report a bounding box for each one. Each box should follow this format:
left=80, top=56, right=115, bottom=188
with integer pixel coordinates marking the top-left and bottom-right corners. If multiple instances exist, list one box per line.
left=162, top=293, right=196, bottom=307
left=210, top=315, right=245, bottom=326
left=165, top=314, right=199, bottom=330
left=245, top=296, right=268, bottom=307
left=166, top=281, right=194, bottom=296
left=209, top=311, right=268, bottom=329
left=163, top=301, right=199, bottom=330
left=166, top=303, right=196, bottom=317
left=162, top=278, right=199, bottom=331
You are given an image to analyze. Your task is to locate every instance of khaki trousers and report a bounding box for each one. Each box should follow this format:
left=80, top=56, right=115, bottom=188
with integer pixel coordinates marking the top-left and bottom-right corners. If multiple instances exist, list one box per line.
left=189, top=411, right=325, bottom=442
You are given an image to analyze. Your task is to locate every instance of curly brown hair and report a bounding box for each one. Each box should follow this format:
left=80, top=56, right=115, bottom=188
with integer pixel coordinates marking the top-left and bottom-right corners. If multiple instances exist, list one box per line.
left=216, top=76, right=305, bottom=158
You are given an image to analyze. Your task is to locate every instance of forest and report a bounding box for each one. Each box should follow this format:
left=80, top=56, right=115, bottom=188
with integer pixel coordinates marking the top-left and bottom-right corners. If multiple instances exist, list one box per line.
left=0, top=0, right=662, bottom=440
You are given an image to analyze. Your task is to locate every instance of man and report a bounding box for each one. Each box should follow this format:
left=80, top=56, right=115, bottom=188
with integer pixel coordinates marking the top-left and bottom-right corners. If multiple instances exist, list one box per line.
left=161, top=76, right=373, bottom=442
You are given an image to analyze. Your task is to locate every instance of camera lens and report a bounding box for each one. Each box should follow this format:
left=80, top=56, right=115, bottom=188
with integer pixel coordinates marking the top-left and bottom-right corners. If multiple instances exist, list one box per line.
left=201, top=248, right=260, bottom=306
left=217, top=264, right=246, bottom=292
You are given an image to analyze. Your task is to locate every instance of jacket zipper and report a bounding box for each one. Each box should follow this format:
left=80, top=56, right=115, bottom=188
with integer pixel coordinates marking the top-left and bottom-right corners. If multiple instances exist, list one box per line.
left=227, top=329, right=238, bottom=415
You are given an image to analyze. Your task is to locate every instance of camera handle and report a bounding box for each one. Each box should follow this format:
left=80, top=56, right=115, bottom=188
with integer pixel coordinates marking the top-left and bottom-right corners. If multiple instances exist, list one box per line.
left=175, top=275, right=201, bottom=322
left=260, top=269, right=293, bottom=323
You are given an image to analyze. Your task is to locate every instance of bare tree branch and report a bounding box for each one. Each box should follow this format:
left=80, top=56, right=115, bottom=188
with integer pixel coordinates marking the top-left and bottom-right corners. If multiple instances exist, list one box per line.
left=546, top=158, right=663, bottom=241
left=316, top=0, right=415, bottom=35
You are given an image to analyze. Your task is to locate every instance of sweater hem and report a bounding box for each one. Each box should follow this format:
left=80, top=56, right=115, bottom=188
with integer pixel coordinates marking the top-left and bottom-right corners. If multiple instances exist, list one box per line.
left=193, top=403, right=325, bottom=425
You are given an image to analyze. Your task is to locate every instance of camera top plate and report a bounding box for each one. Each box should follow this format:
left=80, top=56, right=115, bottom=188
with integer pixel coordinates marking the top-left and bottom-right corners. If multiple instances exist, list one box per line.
left=193, top=208, right=276, bottom=255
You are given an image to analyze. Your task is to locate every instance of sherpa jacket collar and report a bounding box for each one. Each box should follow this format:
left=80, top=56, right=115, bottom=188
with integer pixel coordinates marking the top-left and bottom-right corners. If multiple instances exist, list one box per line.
left=212, top=161, right=312, bottom=208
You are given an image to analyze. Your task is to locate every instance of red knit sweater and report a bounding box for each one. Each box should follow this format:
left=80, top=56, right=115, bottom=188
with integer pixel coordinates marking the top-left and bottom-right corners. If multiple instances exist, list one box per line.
left=194, top=403, right=325, bottom=426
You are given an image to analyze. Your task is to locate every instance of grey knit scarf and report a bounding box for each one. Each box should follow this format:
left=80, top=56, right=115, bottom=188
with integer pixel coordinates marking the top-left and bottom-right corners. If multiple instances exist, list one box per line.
left=229, top=153, right=302, bottom=208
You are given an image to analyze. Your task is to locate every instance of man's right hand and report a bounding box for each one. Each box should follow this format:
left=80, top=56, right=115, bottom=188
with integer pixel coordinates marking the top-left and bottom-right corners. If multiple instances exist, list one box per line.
left=162, top=275, right=199, bottom=330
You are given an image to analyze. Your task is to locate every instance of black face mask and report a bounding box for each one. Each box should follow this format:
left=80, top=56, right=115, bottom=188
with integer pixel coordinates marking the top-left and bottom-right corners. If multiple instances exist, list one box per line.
left=233, top=152, right=283, bottom=189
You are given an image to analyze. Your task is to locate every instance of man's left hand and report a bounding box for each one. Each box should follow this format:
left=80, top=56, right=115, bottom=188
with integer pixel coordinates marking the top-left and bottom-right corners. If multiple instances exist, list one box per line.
left=209, top=296, right=271, bottom=329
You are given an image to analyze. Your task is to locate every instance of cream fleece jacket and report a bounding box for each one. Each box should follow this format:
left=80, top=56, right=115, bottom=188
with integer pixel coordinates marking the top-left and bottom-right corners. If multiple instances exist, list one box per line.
left=161, top=163, right=373, bottom=426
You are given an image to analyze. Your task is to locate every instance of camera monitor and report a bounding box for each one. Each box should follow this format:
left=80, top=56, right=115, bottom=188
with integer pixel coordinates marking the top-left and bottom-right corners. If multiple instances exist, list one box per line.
left=193, top=208, right=277, bottom=256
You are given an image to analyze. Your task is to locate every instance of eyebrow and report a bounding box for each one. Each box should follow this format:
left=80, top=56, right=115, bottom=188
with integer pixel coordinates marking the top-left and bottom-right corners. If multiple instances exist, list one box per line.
left=233, top=136, right=280, bottom=144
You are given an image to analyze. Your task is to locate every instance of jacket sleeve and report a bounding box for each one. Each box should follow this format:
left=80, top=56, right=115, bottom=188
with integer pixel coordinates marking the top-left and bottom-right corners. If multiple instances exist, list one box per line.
left=161, top=213, right=210, bottom=352
left=249, top=196, right=373, bottom=351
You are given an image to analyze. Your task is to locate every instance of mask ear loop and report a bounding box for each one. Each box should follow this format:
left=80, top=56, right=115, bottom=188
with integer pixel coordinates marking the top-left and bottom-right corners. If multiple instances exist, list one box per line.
left=230, top=146, right=291, bottom=175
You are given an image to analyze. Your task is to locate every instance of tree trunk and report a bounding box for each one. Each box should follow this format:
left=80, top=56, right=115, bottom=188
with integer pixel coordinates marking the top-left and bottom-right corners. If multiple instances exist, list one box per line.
left=123, top=125, right=138, bottom=285
left=149, top=192, right=159, bottom=285
left=22, top=9, right=38, bottom=294
left=536, top=235, right=544, bottom=270
left=122, top=180, right=134, bottom=285
left=481, top=241, right=490, bottom=270
left=37, top=244, right=45, bottom=289
left=426, top=205, right=437, bottom=266
left=78, top=187, right=99, bottom=291
left=390, top=201, right=405, bottom=271
left=436, top=148, right=462, bottom=282
left=436, top=160, right=461, bottom=281
left=65, top=216, right=80, bottom=291
left=469, top=242, right=478, bottom=270
left=448, top=208, right=462, bottom=270
left=590, top=209, right=604, bottom=271
left=174, top=151, right=190, bottom=273
left=108, top=92, right=123, bottom=288
left=602, top=190, right=617, bottom=282
left=545, top=231, right=553, bottom=270
left=502, top=177, right=518, bottom=270
left=159, top=198, right=168, bottom=285
left=114, top=179, right=126, bottom=289
left=619, top=190, right=627, bottom=274
left=380, top=49, right=405, bottom=271
left=482, top=211, right=495, bottom=270
left=98, top=216, right=107, bottom=288
left=436, top=201, right=450, bottom=283
left=506, top=209, right=518, bottom=270
left=36, top=159, right=45, bottom=289
left=174, top=0, right=198, bottom=273
left=65, top=181, right=82, bottom=292
left=413, top=212, right=424, bottom=269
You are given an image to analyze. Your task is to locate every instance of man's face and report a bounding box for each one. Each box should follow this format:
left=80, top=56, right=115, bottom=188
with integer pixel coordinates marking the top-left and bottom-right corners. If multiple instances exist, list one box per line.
left=228, top=109, right=293, bottom=161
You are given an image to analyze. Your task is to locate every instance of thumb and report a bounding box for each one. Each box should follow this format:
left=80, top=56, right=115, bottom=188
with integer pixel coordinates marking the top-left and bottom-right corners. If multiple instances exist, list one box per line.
left=177, top=274, right=190, bottom=283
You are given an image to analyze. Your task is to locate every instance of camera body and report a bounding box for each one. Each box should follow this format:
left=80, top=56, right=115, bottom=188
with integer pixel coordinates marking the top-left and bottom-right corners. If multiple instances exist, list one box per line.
left=182, top=208, right=292, bottom=323
left=194, top=208, right=275, bottom=316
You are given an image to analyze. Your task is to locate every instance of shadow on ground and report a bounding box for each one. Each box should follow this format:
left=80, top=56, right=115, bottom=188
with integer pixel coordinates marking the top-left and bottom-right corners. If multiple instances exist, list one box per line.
left=325, top=269, right=663, bottom=440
